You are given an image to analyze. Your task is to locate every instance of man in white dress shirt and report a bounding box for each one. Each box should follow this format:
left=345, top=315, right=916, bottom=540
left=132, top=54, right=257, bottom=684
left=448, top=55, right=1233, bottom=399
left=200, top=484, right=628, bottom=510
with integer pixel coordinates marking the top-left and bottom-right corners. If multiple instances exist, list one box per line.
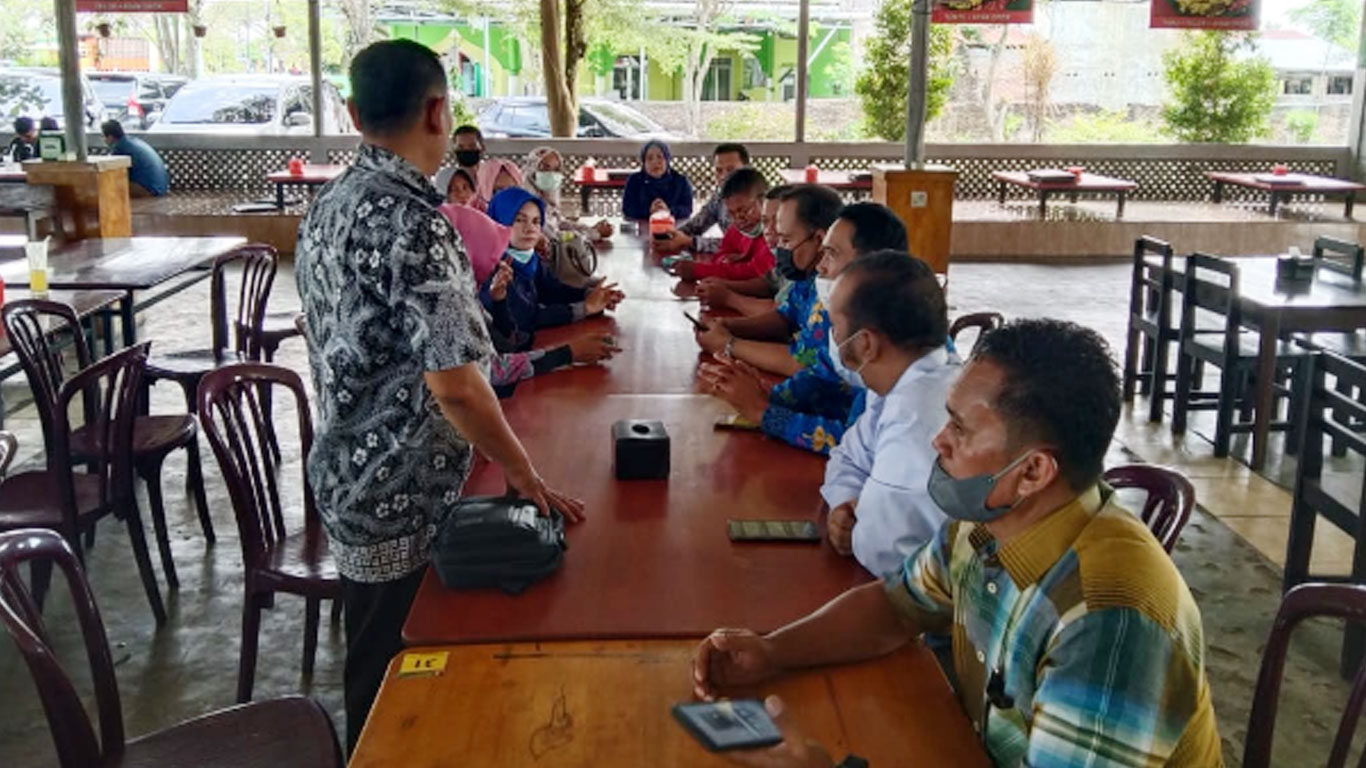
left=821, top=250, right=961, bottom=576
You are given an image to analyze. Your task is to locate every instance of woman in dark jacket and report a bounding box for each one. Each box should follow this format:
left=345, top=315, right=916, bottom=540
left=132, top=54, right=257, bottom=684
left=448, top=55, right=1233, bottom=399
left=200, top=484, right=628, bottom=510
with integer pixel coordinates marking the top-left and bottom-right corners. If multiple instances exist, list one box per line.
left=620, top=140, right=694, bottom=221
left=480, top=187, right=624, bottom=350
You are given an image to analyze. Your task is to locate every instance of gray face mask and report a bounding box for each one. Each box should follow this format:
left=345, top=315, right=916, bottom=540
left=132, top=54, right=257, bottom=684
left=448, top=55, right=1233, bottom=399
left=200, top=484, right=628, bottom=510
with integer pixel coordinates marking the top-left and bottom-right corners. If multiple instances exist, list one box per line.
left=927, top=452, right=1034, bottom=523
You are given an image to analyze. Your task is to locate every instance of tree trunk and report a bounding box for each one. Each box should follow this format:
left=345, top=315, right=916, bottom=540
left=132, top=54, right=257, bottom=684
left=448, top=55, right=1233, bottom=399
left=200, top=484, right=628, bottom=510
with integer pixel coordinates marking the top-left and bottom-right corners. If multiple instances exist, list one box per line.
left=541, top=0, right=576, bottom=136
left=982, top=24, right=1008, bottom=142
left=564, top=0, right=586, bottom=116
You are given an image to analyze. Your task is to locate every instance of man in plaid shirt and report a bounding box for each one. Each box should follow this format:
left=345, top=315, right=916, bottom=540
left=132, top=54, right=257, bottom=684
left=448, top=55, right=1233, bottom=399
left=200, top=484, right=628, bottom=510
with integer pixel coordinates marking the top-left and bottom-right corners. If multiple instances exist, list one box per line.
left=693, top=318, right=1222, bottom=767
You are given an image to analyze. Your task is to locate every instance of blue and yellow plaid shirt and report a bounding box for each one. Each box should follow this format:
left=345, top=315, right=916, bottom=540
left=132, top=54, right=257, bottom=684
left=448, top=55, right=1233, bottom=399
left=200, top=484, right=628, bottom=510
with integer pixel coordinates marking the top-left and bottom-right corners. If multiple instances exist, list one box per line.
left=885, top=485, right=1223, bottom=767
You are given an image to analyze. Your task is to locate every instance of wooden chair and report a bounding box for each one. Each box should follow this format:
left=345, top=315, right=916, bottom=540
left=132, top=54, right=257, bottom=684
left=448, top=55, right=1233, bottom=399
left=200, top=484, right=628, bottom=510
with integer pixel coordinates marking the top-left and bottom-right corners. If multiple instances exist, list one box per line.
left=1243, top=583, right=1366, bottom=767
left=1285, top=350, right=1366, bottom=677
left=198, top=362, right=341, bottom=703
left=0, top=430, right=17, bottom=478
left=258, top=311, right=304, bottom=363
left=1102, top=464, right=1195, bottom=553
left=1122, top=236, right=1181, bottom=422
left=1171, top=253, right=1309, bottom=458
left=1312, top=235, right=1365, bottom=281
left=0, top=345, right=167, bottom=624
left=3, top=299, right=212, bottom=591
left=948, top=311, right=1003, bottom=351
left=0, top=528, right=344, bottom=768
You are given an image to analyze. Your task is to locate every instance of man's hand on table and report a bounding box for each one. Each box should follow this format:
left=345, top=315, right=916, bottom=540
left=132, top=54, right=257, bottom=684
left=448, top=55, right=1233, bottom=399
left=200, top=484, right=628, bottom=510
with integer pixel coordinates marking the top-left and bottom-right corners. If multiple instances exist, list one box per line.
left=722, top=697, right=835, bottom=768
left=695, top=317, right=733, bottom=356
left=692, top=628, right=782, bottom=700
left=698, top=357, right=770, bottom=425
left=569, top=333, right=622, bottom=364
left=827, top=501, right=856, bottom=557
left=696, top=278, right=736, bottom=310
left=585, top=281, right=625, bottom=315
left=505, top=464, right=587, bottom=523
left=654, top=229, right=692, bottom=255
left=669, top=259, right=699, bottom=281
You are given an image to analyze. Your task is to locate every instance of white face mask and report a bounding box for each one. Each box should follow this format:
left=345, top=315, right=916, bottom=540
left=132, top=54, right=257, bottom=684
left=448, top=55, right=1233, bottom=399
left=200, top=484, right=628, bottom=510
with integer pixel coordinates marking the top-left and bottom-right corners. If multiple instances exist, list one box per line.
left=814, top=277, right=835, bottom=308
left=828, top=328, right=866, bottom=390
left=535, top=170, right=563, bottom=192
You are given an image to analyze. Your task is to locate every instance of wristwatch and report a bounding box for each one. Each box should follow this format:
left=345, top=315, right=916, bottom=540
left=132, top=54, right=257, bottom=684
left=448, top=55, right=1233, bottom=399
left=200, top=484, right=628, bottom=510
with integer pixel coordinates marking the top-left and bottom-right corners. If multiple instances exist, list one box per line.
left=723, top=335, right=736, bottom=359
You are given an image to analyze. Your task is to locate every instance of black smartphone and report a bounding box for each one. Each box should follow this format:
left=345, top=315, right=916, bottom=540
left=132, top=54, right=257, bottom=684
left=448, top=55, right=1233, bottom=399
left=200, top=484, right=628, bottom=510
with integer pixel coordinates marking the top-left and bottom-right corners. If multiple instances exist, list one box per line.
left=726, top=519, right=821, bottom=543
left=672, top=700, right=782, bottom=752
left=683, top=311, right=706, bottom=331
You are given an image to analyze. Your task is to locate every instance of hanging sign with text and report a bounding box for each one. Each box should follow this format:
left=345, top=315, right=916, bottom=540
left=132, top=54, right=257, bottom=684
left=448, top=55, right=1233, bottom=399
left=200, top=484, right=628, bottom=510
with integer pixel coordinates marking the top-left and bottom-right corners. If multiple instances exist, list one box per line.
left=75, top=0, right=189, bottom=12
left=1150, top=0, right=1259, bottom=29
left=932, top=0, right=1033, bottom=24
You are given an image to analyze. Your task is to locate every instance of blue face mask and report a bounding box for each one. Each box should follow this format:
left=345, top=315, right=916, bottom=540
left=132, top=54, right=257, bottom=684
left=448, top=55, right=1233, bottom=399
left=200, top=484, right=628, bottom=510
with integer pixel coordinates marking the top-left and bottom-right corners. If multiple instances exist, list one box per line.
left=508, top=247, right=537, bottom=265
left=926, top=452, right=1035, bottom=523
left=828, top=328, right=866, bottom=389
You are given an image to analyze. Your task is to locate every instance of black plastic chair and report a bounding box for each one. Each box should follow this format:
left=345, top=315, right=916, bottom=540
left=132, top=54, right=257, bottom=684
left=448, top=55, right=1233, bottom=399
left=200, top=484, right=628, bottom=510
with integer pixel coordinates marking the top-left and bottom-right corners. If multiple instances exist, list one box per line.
left=0, top=528, right=344, bottom=768
left=1312, top=236, right=1365, bottom=281
left=1102, top=464, right=1195, bottom=553
left=1171, top=253, right=1309, bottom=458
left=949, top=311, right=1004, bottom=351
left=199, top=362, right=341, bottom=703
left=1243, top=583, right=1366, bottom=767
left=1121, top=236, right=1182, bottom=422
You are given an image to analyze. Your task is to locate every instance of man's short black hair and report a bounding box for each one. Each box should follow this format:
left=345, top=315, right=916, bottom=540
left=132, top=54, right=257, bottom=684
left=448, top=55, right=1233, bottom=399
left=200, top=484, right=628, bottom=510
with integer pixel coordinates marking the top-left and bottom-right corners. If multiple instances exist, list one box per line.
left=781, top=184, right=844, bottom=232
left=349, top=39, right=447, bottom=136
left=840, top=250, right=946, bottom=354
left=38, top=117, right=57, bottom=131
left=13, top=116, right=33, bottom=135
left=714, top=142, right=749, bottom=164
left=454, top=124, right=483, bottom=146
left=720, top=167, right=767, bottom=200
left=970, top=319, right=1121, bottom=491
left=100, top=120, right=125, bottom=140
left=765, top=183, right=793, bottom=201
left=838, top=203, right=908, bottom=256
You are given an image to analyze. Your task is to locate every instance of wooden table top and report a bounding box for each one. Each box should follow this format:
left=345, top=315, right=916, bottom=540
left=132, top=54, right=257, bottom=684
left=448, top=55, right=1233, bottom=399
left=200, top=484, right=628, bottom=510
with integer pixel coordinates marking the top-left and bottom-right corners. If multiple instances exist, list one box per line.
left=573, top=167, right=635, bottom=187
left=402, top=392, right=868, bottom=646
left=1204, top=170, right=1366, bottom=193
left=1171, top=255, right=1366, bottom=314
left=351, top=639, right=990, bottom=768
left=992, top=170, right=1138, bottom=191
left=265, top=164, right=347, bottom=185
left=0, top=236, right=245, bottom=290
left=777, top=168, right=873, bottom=189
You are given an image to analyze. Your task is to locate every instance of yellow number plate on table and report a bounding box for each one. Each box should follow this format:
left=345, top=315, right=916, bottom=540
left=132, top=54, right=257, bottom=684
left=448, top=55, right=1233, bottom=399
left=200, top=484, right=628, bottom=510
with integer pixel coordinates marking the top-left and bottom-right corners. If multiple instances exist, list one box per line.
left=398, top=651, right=449, bottom=677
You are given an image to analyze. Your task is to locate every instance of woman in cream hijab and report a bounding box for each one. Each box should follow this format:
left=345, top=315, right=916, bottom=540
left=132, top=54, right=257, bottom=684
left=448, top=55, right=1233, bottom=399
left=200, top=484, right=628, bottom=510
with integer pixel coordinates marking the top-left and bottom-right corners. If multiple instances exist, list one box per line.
left=521, top=146, right=613, bottom=240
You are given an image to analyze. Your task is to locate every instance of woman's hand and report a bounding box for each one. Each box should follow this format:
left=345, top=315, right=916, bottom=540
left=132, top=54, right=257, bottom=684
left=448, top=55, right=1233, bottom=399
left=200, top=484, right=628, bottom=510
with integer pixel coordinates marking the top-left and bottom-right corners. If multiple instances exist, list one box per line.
left=585, top=282, right=625, bottom=315
left=594, top=219, right=615, bottom=239
left=489, top=259, right=513, bottom=301
left=568, top=334, right=622, bottom=364
left=650, top=198, right=670, bottom=215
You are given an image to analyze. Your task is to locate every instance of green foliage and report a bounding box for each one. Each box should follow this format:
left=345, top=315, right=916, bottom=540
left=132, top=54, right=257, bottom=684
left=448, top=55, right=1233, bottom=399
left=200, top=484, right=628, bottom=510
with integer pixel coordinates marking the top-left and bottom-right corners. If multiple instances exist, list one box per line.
left=1290, top=0, right=1361, bottom=51
left=451, top=95, right=476, bottom=128
left=854, top=0, right=955, bottom=142
left=704, top=104, right=794, bottom=140
left=1161, top=31, right=1276, bottom=143
left=1046, top=111, right=1163, bottom=144
left=1284, top=109, right=1319, bottom=143
left=1002, top=112, right=1024, bottom=141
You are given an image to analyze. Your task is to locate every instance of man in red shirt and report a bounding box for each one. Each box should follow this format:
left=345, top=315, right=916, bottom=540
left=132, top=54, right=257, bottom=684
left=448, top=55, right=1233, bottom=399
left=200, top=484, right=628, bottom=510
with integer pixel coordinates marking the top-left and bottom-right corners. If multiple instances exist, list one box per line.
left=669, top=167, right=773, bottom=282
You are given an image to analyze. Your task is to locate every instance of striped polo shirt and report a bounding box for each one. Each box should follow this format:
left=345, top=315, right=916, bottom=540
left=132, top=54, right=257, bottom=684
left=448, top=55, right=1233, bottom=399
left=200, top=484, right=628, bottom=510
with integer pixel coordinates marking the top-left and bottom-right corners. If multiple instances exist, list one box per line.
left=885, top=484, right=1223, bottom=767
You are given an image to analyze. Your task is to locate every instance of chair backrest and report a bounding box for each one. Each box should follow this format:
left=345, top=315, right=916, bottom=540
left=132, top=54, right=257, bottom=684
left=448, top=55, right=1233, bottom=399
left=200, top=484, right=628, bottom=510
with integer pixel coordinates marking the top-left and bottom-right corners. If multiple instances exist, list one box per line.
left=1243, top=583, right=1366, bottom=768
left=2, top=299, right=97, bottom=451
left=209, top=244, right=278, bottom=362
left=197, top=362, right=317, bottom=573
left=1101, top=464, right=1195, bottom=553
left=1130, top=236, right=1177, bottom=329
left=0, top=430, right=18, bottom=478
left=0, top=528, right=126, bottom=768
left=1313, top=236, right=1365, bottom=281
left=949, top=312, right=1004, bottom=347
left=1180, top=252, right=1240, bottom=354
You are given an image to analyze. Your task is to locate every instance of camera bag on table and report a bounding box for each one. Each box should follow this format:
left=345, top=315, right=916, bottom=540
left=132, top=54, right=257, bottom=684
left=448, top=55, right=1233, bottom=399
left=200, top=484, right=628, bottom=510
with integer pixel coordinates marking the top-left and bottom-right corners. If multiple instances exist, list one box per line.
left=432, top=495, right=567, bottom=595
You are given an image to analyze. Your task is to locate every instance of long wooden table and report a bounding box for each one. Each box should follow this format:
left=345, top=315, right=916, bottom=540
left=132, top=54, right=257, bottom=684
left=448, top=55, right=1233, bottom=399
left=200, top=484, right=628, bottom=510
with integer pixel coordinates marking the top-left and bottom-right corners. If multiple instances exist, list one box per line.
left=265, top=163, right=347, bottom=210
left=572, top=166, right=634, bottom=213
left=0, top=236, right=245, bottom=348
left=1173, top=256, right=1366, bottom=469
left=351, top=640, right=990, bottom=767
left=777, top=168, right=873, bottom=193
left=993, top=170, right=1138, bottom=218
left=1207, top=171, right=1366, bottom=218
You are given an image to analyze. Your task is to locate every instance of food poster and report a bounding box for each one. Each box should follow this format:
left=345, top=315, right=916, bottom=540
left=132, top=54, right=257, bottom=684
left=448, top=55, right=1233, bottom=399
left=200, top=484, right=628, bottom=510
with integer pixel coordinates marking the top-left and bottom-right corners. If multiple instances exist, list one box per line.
left=932, top=0, right=1034, bottom=24
left=1150, top=0, right=1258, bottom=29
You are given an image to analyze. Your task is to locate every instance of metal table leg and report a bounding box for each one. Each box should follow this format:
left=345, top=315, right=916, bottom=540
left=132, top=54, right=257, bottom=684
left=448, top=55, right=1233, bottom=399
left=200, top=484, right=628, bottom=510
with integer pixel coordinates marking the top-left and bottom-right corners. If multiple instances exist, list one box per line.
left=1269, top=191, right=1281, bottom=216
left=997, top=181, right=1007, bottom=206
left=120, top=291, right=137, bottom=347
left=1346, top=193, right=1356, bottom=219
left=1038, top=190, right=1048, bottom=219
left=1212, top=181, right=1224, bottom=203
left=1117, top=192, right=1127, bottom=219
left=276, top=181, right=286, bottom=210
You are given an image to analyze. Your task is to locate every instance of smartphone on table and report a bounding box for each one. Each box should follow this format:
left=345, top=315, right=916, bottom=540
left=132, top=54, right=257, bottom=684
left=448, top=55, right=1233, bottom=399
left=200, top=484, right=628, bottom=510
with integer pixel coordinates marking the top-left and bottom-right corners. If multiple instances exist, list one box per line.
left=683, top=310, right=706, bottom=331
left=726, top=519, right=821, bottom=543
left=672, top=699, right=782, bottom=752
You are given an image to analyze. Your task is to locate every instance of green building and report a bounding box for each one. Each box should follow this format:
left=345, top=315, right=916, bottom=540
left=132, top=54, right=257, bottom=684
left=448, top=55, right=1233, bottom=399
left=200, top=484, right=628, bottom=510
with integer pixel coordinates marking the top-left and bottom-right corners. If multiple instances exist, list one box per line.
left=376, top=1, right=855, bottom=103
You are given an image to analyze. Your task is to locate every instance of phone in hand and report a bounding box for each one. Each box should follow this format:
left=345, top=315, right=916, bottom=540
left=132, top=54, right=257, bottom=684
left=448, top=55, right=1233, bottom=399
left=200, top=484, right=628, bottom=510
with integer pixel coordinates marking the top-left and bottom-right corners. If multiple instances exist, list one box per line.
left=683, top=310, right=706, bottom=331
left=714, top=414, right=761, bottom=432
left=672, top=700, right=782, bottom=752
left=726, top=519, right=821, bottom=543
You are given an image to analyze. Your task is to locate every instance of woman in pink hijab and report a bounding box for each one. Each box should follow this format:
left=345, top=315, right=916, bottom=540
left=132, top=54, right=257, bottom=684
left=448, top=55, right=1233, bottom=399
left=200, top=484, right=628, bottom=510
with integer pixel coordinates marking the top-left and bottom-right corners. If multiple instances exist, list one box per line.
left=439, top=200, right=510, bottom=287
left=475, top=158, right=524, bottom=209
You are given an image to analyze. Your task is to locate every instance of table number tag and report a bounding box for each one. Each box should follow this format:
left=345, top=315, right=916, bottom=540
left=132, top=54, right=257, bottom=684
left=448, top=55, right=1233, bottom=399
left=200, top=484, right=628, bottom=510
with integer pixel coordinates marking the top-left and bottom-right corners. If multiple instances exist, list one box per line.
left=398, top=652, right=449, bottom=677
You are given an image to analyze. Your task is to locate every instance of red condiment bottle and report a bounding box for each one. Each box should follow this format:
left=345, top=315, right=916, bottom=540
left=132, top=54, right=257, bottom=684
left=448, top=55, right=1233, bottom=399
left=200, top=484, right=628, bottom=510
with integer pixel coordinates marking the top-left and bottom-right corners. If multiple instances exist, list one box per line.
left=288, top=157, right=304, bottom=176
left=804, top=164, right=819, bottom=183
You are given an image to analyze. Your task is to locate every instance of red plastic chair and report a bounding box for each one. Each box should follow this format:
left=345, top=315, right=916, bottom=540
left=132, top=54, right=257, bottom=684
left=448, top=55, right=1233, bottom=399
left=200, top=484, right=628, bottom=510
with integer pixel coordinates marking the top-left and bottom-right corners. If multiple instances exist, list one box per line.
left=1102, top=464, right=1196, bottom=553
left=198, top=361, right=341, bottom=703
left=1243, top=583, right=1366, bottom=768
left=0, top=528, right=343, bottom=768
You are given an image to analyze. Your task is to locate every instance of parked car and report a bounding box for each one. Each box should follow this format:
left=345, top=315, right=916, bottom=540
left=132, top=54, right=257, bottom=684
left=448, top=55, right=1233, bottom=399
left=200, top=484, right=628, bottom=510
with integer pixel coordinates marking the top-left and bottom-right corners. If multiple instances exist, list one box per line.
left=478, top=97, right=673, bottom=139
left=0, top=67, right=106, bottom=130
left=149, top=75, right=354, bottom=135
left=88, top=72, right=188, bottom=130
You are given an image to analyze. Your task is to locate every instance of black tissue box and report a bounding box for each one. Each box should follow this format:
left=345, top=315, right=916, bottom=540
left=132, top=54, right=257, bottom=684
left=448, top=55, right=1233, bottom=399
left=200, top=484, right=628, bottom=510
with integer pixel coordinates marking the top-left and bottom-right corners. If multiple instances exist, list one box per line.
left=612, top=419, right=670, bottom=480
left=1276, top=256, right=1315, bottom=282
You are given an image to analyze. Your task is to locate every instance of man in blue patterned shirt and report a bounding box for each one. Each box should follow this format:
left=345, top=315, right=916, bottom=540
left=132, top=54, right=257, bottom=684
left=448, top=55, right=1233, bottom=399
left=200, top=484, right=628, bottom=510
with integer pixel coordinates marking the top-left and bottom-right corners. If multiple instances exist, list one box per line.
left=295, top=40, right=584, bottom=752
left=693, top=319, right=1221, bottom=767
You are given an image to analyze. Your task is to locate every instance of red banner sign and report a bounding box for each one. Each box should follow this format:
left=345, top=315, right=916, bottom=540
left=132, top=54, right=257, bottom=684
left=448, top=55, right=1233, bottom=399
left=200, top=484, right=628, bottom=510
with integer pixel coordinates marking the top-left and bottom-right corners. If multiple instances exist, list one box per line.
left=932, top=0, right=1033, bottom=24
left=1150, top=0, right=1259, bottom=29
left=75, top=0, right=189, bottom=11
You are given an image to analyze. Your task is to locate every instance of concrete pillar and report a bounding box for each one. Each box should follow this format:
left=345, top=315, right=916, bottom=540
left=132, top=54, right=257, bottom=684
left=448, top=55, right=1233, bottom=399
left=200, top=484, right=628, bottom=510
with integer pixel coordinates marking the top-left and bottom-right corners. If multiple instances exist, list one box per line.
left=54, top=0, right=86, bottom=160
left=795, top=0, right=810, bottom=142
left=1349, top=0, right=1366, bottom=179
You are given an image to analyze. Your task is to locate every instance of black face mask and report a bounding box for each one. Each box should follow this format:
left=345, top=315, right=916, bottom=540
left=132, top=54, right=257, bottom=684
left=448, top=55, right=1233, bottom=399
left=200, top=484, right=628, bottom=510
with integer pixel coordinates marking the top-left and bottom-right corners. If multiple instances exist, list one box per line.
left=774, top=233, right=817, bottom=282
left=455, top=149, right=482, bottom=168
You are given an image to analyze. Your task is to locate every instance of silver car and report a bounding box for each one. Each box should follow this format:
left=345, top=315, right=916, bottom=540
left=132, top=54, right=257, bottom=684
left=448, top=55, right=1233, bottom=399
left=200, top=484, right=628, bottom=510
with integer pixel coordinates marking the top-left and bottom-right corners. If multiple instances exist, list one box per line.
left=0, top=67, right=106, bottom=130
left=149, top=75, right=354, bottom=135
